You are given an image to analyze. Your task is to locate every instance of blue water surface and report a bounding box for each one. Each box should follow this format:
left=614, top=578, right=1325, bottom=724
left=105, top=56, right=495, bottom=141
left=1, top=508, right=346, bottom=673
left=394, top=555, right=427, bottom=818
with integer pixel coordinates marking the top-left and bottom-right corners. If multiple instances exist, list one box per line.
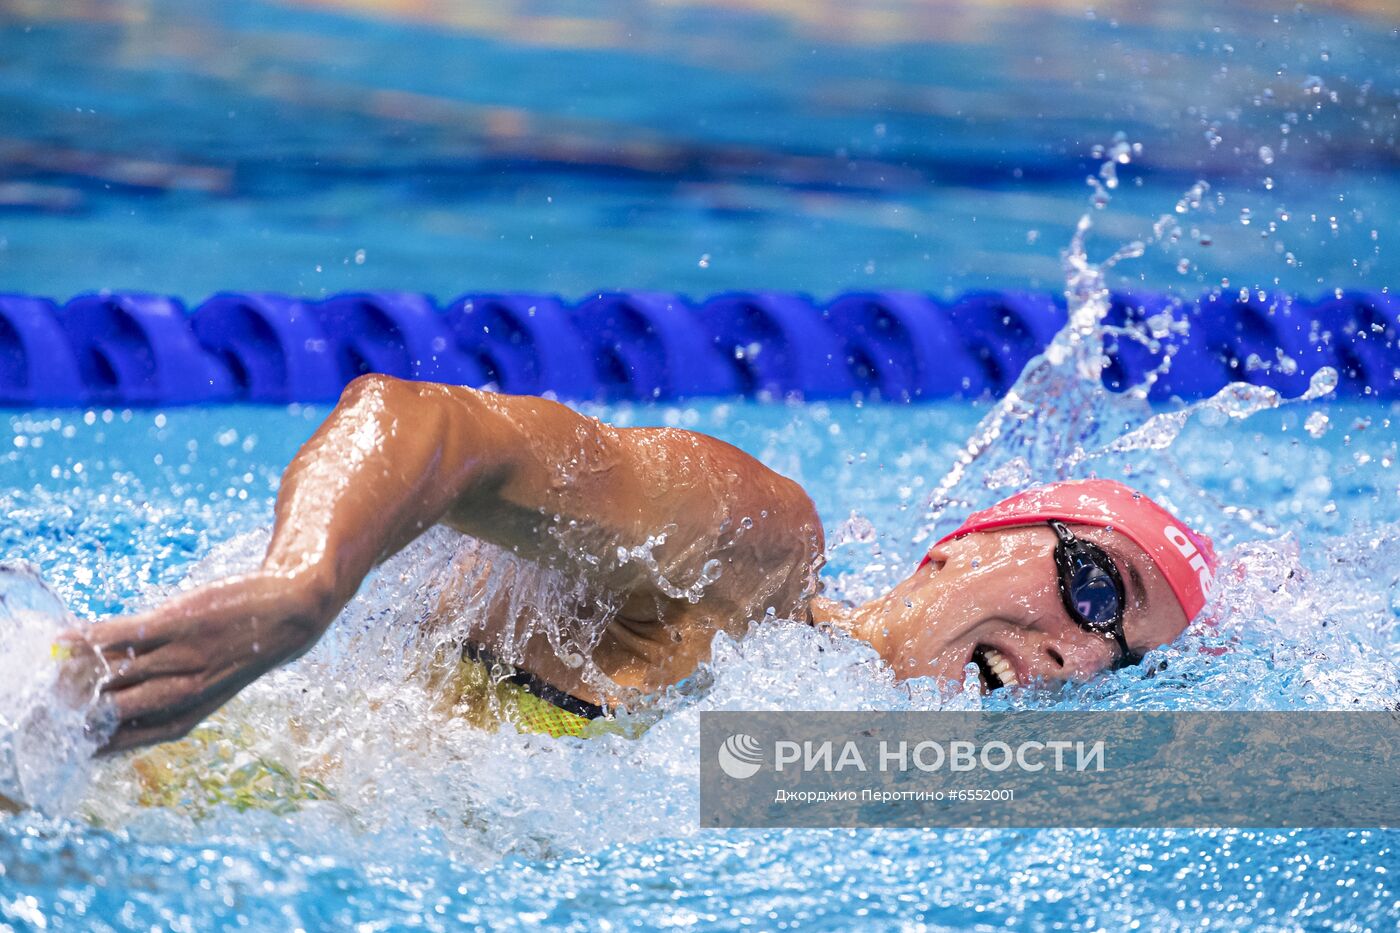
left=0, top=397, right=1396, bottom=931
left=1, top=0, right=1398, bottom=929
left=0, top=0, right=1395, bottom=300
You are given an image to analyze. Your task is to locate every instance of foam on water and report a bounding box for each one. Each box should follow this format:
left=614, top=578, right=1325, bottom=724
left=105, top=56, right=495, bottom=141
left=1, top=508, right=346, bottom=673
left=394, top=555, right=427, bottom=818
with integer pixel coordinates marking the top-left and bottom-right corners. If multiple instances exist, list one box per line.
left=0, top=564, right=109, bottom=814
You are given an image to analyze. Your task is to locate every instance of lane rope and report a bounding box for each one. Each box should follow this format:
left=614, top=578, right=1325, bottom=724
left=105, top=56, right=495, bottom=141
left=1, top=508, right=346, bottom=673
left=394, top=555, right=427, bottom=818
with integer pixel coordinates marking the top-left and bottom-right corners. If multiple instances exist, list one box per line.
left=0, top=289, right=1393, bottom=404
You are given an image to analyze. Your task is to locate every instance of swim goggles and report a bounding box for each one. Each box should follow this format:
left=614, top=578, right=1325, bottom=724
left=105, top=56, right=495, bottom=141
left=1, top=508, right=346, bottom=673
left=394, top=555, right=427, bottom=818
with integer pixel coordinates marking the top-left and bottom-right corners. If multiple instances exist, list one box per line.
left=1050, top=521, right=1142, bottom=668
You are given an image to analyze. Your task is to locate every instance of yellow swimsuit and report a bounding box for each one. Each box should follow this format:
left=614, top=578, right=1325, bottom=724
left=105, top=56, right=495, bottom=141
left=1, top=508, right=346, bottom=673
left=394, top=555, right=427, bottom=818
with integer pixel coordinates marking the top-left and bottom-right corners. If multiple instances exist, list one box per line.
left=121, top=648, right=626, bottom=816
left=451, top=644, right=617, bottom=739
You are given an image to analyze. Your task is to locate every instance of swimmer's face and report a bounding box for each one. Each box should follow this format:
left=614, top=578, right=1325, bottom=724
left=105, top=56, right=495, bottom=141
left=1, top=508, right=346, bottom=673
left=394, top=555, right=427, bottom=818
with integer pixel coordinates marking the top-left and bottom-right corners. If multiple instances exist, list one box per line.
left=864, top=525, right=1188, bottom=692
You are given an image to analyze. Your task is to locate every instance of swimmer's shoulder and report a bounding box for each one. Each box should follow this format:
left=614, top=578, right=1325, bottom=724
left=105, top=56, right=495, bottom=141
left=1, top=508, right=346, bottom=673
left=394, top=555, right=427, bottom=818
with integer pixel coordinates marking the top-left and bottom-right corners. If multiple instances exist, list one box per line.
left=620, top=425, right=822, bottom=541
left=619, top=425, right=825, bottom=615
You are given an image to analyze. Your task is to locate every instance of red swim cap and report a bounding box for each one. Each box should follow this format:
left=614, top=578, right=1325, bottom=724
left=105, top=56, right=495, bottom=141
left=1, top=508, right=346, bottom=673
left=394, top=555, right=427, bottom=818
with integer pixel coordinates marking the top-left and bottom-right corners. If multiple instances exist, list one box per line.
left=922, top=479, right=1218, bottom=620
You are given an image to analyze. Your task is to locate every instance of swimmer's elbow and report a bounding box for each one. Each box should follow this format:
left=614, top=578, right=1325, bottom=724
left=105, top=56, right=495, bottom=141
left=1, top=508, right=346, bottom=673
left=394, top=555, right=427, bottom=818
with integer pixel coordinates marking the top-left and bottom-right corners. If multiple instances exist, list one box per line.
left=774, top=480, right=825, bottom=571
left=337, top=372, right=422, bottom=411
left=338, top=374, right=499, bottom=432
left=334, top=375, right=474, bottom=451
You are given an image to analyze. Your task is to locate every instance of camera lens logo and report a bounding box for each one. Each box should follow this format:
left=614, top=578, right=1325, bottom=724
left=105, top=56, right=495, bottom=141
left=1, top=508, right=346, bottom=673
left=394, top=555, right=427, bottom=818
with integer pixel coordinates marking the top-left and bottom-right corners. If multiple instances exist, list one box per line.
left=717, top=733, right=764, bottom=780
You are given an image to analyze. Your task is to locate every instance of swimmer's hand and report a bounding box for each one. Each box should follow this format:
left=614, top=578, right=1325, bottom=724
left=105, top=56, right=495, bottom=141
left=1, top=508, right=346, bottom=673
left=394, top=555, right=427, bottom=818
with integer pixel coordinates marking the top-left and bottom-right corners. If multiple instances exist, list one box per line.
left=56, top=570, right=329, bottom=755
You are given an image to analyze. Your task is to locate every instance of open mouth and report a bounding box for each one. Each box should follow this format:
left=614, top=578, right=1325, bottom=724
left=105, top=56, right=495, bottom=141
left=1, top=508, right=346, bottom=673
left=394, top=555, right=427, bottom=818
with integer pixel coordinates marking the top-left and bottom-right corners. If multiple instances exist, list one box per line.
left=971, top=644, right=1019, bottom=693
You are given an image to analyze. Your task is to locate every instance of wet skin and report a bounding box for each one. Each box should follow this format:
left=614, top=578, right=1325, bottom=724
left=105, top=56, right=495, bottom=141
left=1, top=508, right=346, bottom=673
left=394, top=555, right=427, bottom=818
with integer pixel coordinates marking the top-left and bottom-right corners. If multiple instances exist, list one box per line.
left=61, top=376, right=1190, bottom=754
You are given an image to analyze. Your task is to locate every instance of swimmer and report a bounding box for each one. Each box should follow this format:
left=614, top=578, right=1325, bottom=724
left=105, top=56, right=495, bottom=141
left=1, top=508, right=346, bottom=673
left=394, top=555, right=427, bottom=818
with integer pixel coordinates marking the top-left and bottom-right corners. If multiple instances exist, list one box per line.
left=59, top=375, right=1216, bottom=753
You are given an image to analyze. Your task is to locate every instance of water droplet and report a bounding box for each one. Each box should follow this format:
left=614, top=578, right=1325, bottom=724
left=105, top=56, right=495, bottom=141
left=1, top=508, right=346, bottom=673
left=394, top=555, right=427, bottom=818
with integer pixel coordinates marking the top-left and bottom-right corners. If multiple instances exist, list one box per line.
left=1258, top=145, right=1275, bottom=165
left=1304, top=412, right=1330, bottom=438
left=1099, top=160, right=1119, bottom=190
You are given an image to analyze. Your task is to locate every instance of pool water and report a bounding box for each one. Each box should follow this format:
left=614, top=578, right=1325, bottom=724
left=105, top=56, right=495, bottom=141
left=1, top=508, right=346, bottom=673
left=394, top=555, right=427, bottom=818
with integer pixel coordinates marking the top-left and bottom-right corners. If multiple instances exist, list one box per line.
left=0, top=351, right=1397, bottom=928
left=1, top=0, right=1395, bottom=300
left=1, top=0, right=1398, bottom=929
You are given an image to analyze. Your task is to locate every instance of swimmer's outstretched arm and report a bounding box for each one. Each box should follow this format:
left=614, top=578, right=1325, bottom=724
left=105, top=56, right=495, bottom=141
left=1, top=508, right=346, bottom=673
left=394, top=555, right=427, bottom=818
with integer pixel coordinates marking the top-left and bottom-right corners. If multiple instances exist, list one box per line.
left=65, top=374, right=821, bottom=753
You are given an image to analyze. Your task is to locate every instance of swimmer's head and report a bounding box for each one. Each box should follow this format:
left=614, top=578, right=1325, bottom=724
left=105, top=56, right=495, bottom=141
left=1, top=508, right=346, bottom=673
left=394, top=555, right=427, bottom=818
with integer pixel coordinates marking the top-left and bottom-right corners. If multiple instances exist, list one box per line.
left=854, top=479, right=1217, bottom=693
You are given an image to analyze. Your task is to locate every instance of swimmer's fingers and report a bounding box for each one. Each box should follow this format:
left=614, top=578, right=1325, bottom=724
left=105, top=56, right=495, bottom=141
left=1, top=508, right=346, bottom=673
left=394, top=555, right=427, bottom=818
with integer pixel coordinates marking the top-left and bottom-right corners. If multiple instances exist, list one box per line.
left=99, top=629, right=248, bottom=700
left=98, top=703, right=215, bottom=756
left=96, top=674, right=223, bottom=754
left=108, top=672, right=208, bottom=724
left=98, top=652, right=204, bottom=693
left=100, top=709, right=207, bottom=755
left=59, top=611, right=172, bottom=656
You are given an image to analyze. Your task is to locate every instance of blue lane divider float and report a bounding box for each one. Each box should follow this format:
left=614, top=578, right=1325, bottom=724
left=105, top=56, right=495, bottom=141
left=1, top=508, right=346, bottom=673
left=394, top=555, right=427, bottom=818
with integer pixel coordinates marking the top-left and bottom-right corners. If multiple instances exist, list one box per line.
left=0, top=294, right=86, bottom=405
left=317, top=291, right=483, bottom=387
left=1197, top=292, right=1328, bottom=398
left=1316, top=291, right=1400, bottom=397
left=0, top=289, right=1395, bottom=405
left=704, top=291, right=853, bottom=399
left=1100, top=291, right=1187, bottom=396
left=824, top=291, right=982, bottom=399
left=191, top=293, right=342, bottom=402
left=573, top=292, right=740, bottom=400
left=950, top=291, right=1068, bottom=394
left=63, top=293, right=232, bottom=405
left=445, top=294, right=595, bottom=398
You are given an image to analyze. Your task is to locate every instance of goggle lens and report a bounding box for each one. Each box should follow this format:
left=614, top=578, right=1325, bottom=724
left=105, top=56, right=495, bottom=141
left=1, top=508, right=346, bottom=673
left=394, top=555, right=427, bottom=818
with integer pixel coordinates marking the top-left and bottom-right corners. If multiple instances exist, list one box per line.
left=1051, top=522, right=1139, bottom=667
left=1064, top=549, right=1122, bottom=632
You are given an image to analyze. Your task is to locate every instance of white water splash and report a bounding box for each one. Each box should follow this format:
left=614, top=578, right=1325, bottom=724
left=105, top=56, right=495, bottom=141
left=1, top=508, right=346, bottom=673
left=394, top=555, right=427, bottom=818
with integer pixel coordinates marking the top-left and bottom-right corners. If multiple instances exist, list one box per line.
left=920, top=139, right=1336, bottom=546
left=1086, top=368, right=1337, bottom=461
left=0, top=563, right=111, bottom=813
